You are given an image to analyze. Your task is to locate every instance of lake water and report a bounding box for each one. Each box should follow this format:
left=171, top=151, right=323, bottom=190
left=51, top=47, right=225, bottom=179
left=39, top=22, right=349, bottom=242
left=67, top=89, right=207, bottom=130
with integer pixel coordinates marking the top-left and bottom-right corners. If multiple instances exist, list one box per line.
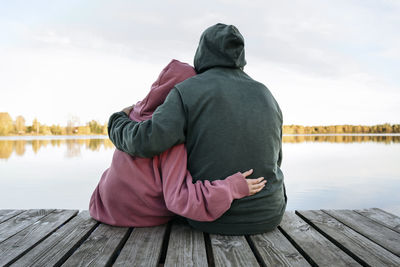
left=1, top=135, right=400, bottom=216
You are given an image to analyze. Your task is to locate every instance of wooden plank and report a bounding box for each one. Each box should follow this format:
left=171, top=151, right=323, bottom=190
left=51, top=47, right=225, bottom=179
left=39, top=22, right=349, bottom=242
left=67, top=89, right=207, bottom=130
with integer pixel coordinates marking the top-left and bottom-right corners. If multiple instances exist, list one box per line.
left=355, top=208, right=400, bottom=234
left=0, top=209, right=54, bottom=243
left=0, top=209, right=25, bottom=224
left=114, top=224, right=167, bottom=267
left=12, top=211, right=98, bottom=267
left=62, top=223, right=130, bottom=267
left=323, top=209, right=400, bottom=257
left=0, top=209, right=78, bottom=266
left=210, top=234, right=259, bottom=267
left=298, top=210, right=400, bottom=266
left=279, top=211, right=360, bottom=266
left=165, top=221, right=207, bottom=267
left=249, top=228, right=310, bottom=267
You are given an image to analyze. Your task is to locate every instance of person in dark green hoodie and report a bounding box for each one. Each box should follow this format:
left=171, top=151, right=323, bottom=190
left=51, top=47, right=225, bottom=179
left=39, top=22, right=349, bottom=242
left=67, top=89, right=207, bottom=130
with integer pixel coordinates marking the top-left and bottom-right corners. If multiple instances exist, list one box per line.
left=108, top=23, right=286, bottom=235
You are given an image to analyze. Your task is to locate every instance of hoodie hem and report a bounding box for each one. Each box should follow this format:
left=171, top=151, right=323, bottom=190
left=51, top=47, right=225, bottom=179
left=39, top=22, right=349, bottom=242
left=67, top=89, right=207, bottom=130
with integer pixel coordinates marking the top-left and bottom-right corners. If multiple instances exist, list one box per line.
left=186, top=212, right=284, bottom=235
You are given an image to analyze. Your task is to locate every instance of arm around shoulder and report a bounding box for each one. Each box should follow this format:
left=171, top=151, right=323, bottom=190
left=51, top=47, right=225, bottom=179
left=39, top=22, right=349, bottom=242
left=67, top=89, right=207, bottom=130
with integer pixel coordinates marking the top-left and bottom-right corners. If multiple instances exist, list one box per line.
left=107, top=88, right=187, bottom=158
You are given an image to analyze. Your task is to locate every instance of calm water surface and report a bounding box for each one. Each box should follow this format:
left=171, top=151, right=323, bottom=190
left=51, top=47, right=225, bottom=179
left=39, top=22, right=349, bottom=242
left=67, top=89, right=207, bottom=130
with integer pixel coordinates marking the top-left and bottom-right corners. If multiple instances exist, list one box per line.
left=1, top=135, right=399, bottom=216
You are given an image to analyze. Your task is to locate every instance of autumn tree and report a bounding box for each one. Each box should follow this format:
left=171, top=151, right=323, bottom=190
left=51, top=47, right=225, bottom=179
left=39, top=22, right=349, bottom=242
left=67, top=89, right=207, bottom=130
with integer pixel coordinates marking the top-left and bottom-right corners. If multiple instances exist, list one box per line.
left=102, top=123, right=108, bottom=135
left=88, top=120, right=103, bottom=134
left=40, top=125, right=52, bottom=135
left=0, top=112, right=14, bottom=135
left=15, top=115, right=26, bottom=134
left=77, top=126, right=91, bottom=135
left=32, top=118, right=40, bottom=135
left=50, top=125, right=63, bottom=135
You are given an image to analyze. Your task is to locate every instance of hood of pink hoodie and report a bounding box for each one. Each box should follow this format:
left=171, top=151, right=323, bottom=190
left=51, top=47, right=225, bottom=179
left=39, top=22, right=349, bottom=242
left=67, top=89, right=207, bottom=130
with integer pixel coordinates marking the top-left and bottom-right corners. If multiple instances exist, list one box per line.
left=130, top=59, right=196, bottom=122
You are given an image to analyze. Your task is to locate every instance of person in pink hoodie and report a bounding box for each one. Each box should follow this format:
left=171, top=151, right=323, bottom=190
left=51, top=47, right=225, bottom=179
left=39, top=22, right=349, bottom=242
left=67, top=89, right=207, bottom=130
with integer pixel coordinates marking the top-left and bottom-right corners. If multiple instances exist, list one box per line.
left=89, top=59, right=266, bottom=227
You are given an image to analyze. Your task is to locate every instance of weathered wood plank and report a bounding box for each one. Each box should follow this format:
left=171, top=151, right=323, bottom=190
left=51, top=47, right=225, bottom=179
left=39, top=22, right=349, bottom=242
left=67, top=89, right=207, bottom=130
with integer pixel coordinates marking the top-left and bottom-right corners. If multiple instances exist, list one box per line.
left=279, top=211, right=360, bottom=266
left=12, top=211, right=98, bottom=267
left=1, top=208, right=398, bottom=267
left=0, top=209, right=54, bottom=243
left=165, top=221, right=207, bottom=267
left=0, top=209, right=78, bottom=266
left=210, top=234, right=259, bottom=267
left=323, top=209, right=400, bottom=257
left=298, top=209, right=400, bottom=266
left=355, top=208, right=400, bottom=234
left=0, top=210, right=25, bottom=224
left=114, top=224, right=167, bottom=267
left=62, top=223, right=130, bottom=267
left=249, top=228, right=310, bottom=267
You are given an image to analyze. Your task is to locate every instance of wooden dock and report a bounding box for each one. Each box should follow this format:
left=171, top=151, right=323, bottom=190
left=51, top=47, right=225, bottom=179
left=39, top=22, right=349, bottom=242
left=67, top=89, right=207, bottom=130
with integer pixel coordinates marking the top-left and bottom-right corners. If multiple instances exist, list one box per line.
left=0, top=208, right=399, bottom=266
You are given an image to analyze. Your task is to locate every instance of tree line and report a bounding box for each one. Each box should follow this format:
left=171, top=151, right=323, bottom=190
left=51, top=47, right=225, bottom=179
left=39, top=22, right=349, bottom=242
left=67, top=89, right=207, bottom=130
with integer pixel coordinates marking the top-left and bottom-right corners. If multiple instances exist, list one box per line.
left=0, top=112, right=107, bottom=136
left=283, top=124, right=400, bottom=134
left=283, top=135, right=400, bottom=144
left=1, top=112, right=399, bottom=136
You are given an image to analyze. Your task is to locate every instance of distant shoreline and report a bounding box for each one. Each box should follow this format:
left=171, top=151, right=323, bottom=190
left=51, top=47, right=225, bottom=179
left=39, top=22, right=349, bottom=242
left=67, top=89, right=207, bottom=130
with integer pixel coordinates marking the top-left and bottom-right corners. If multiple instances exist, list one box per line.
left=1, top=133, right=400, bottom=141
left=0, top=135, right=108, bottom=140
left=1, top=111, right=399, bottom=135
left=283, top=133, right=400, bottom=136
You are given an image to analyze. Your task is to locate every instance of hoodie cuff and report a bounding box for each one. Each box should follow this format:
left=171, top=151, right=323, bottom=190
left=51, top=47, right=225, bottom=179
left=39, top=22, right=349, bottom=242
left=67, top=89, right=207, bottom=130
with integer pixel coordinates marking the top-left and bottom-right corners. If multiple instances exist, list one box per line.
left=226, top=172, right=249, bottom=199
left=108, top=111, right=128, bottom=133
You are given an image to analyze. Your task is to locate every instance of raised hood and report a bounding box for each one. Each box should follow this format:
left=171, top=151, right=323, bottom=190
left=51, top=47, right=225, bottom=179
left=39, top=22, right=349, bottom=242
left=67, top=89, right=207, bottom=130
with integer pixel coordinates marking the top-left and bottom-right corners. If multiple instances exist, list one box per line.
left=194, top=23, right=246, bottom=73
left=130, top=59, right=196, bottom=122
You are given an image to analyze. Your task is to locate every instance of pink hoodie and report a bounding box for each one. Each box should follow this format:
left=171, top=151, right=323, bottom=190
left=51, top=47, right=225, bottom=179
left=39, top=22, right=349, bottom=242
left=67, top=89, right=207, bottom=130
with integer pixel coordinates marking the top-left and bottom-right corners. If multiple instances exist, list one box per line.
left=89, top=60, right=249, bottom=227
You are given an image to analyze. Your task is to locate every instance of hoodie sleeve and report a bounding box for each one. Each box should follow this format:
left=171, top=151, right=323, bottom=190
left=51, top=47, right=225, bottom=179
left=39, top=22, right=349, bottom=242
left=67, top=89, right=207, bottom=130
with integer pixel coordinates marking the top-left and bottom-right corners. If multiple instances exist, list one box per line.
left=108, top=88, right=186, bottom=158
left=160, top=144, right=249, bottom=222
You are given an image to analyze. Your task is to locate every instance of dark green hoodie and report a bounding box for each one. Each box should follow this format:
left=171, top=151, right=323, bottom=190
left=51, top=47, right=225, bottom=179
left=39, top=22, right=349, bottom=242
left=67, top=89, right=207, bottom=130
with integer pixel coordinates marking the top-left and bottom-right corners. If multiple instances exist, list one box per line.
left=108, top=23, right=286, bottom=235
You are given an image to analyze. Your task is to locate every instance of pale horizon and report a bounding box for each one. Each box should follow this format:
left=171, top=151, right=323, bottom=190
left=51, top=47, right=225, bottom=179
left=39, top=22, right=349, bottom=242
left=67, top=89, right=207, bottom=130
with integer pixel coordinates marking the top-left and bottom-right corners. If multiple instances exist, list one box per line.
left=1, top=1, right=399, bottom=126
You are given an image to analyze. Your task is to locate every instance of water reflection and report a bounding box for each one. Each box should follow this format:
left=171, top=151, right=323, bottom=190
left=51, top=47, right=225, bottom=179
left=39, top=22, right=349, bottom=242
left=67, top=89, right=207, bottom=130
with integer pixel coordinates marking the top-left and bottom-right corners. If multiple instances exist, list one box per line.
left=0, top=135, right=399, bottom=159
left=0, top=139, right=115, bottom=159
left=1, top=136, right=399, bottom=214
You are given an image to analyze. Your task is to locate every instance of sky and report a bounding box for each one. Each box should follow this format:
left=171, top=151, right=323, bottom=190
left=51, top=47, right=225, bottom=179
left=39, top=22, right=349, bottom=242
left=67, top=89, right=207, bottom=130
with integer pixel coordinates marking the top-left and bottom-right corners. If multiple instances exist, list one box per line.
left=0, top=0, right=399, bottom=126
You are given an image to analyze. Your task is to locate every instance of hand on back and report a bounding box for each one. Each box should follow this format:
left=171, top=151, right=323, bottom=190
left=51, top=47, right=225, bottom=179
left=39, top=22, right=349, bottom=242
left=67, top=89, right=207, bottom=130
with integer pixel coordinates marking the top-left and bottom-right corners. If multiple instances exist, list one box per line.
left=241, top=169, right=266, bottom=196
left=122, top=105, right=134, bottom=115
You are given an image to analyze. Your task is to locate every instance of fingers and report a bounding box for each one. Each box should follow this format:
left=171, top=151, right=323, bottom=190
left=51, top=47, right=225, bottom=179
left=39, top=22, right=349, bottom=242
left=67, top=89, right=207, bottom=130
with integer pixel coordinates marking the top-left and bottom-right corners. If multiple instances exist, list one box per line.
left=241, top=170, right=267, bottom=196
left=247, top=177, right=264, bottom=185
left=122, top=105, right=134, bottom=115
left=242, top=169, right=253, bottom=178
left=246, top=177, right=267, bottom=196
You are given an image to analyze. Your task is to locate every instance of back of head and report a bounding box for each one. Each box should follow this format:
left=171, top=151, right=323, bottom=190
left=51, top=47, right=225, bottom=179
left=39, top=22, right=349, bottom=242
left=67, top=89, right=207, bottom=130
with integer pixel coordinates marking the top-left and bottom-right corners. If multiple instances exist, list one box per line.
left=194, top=23, right=247, bottom=73
left=130, top=59, right=196, bottom=122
